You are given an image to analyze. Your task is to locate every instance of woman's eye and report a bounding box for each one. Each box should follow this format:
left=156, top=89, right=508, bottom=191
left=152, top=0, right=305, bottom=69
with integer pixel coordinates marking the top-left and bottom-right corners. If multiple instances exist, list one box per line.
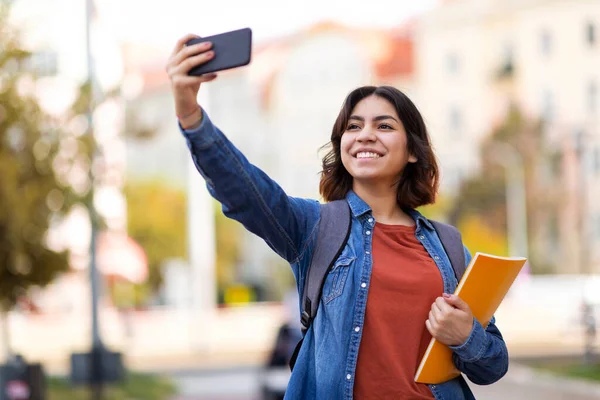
left=379, top=124, right=393, bottom=130
left=346, top=124, right=360, bottom=130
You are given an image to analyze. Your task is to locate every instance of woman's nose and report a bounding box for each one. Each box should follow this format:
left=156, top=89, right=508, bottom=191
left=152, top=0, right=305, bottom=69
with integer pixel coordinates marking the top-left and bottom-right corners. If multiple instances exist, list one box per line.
left=356, top=127, right=376, bottom=142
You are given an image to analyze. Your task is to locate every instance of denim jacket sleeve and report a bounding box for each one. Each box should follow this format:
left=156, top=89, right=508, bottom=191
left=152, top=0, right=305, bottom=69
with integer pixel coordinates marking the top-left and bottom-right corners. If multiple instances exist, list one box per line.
left=180, top=110, right=320, bottom=265
left=449, top=246, right=509, bottom=385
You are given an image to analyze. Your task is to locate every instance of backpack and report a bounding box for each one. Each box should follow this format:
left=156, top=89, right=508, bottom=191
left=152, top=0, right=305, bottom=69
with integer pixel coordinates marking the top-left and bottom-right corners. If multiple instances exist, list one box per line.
left=289, top=200, right=467, bottom=371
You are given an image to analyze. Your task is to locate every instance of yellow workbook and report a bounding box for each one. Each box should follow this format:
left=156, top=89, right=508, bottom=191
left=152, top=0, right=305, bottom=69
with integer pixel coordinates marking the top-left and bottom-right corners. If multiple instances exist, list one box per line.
left=414, top=252, right=527, bottom=384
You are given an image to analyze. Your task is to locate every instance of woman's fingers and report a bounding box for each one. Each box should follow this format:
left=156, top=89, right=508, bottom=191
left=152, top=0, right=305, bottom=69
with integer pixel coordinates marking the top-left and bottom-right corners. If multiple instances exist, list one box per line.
left=169, top=50, right=215, bottom=78
left=171, top=41, right=213, bottom=69
left=170, top=33, right=200, bottom=57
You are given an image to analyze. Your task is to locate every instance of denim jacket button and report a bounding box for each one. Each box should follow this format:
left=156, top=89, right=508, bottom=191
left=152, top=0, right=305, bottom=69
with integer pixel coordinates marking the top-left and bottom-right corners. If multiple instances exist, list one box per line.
left=361, top=283, right=366, bottom=288
left=366, top=231, right=371, bottom=235
left=419, top=235, right=425, bottom=240
left=346, top=374, right=352, bottom=380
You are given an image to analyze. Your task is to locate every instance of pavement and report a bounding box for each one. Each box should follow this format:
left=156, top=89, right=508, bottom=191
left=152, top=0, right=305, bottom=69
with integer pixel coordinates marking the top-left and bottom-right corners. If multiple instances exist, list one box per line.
left=471, top=363, right=600, bottom=400
left=165, top=362, right=600, bottom=400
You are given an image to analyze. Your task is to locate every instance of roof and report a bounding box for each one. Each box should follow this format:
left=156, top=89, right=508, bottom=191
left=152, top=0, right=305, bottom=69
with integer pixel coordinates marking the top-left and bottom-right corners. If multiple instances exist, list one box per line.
left=252, top=21, right=415, bottom=108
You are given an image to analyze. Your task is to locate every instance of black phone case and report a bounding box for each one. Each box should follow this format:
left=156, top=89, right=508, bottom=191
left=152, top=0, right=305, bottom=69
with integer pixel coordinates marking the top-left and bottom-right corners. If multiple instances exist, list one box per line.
left=186, top=28, right=252, bottom=76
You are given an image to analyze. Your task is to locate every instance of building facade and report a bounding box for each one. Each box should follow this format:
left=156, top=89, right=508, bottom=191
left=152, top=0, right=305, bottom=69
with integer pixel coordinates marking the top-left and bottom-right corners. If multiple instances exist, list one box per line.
left=415, top=0, right=600, bottom=272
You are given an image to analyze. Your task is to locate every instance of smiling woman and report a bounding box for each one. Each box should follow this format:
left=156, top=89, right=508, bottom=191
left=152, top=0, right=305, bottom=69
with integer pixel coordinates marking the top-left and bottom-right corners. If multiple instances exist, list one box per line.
left=166, top=36, right=509, bottom=400
left=321, top=86, right=439, bottom=221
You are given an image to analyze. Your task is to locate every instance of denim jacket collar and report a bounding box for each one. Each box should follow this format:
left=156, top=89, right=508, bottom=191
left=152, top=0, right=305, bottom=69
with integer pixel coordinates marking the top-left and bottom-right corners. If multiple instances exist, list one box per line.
left=345, top=190, right=371, bottom=218
left=345, top=190, right=435, bottom=231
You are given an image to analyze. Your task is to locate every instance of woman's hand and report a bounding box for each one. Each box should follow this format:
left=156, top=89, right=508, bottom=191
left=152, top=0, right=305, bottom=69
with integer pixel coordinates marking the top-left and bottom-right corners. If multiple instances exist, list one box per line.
left=165, top=33, right=218, bottom=128
left=425, top=293, right=474, bottom=347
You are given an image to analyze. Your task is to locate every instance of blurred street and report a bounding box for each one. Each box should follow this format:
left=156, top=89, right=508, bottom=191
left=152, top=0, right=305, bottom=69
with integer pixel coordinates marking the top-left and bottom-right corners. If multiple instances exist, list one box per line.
left=165, top=363, right=600, bottom=400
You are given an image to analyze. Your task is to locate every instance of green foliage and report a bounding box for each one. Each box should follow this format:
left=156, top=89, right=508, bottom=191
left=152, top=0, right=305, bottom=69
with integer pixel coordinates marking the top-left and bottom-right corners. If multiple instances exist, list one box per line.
left=553, top=363, right=600, bottom=382
left=531, top=359, right=600, bottom=383
left=0, top=13, right=86, bottom=310
left=214, top=200, right=242, bottom=295
left=124, top=181, right=243, bottom=305
left=0, top=3, right=161, bottom=312
left=48, top=373, right=176, bottom=400
left=123, top=181, right=186, bottom=295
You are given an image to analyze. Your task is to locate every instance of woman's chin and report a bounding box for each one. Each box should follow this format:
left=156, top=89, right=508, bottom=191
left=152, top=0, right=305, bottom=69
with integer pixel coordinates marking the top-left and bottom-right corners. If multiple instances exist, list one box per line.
left=350, top=170, right=386, bottom=181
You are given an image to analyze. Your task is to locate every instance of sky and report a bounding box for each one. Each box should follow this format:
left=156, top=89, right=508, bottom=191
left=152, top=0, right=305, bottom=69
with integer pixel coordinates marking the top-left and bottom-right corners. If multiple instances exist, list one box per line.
left=99, top=0, right=439, bottom=49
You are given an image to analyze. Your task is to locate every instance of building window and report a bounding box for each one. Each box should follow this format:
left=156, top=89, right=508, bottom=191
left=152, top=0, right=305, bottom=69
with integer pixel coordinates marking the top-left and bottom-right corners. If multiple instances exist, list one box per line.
left=504, top=44, right=514, bottom=72
left=588, top=81, right=598, bottom=115
left=446, top=52, right=459, bottom=74
left=587, top=22, right=596, bottom=46
left=540, top=29, right=552, bottom=56
left=541, top=90, right=554, bottom=121
left=497, top=43, right=515, bottom=77
left=449, top=107, right=462, bottom=134
left=594, top=146, right=600, bottom=176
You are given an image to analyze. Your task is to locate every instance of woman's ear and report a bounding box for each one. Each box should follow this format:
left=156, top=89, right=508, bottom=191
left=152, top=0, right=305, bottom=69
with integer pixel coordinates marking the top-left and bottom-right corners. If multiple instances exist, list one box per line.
left=408, top=154, right=418, bottom=163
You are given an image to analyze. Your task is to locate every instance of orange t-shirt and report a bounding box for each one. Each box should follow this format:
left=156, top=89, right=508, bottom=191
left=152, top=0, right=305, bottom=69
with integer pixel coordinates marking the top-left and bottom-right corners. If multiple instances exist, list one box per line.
left=353, top=223, right=444, bottom=399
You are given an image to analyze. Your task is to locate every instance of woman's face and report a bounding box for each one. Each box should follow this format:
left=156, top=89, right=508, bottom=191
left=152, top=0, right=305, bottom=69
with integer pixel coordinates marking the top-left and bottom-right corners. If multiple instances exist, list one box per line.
left=340, top=95, right=416, bottom=187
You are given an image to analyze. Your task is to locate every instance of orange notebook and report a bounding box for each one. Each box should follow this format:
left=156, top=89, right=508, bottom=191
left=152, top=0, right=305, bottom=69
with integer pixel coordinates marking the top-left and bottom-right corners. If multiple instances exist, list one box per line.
left=414, top=252, right=527, bottom=384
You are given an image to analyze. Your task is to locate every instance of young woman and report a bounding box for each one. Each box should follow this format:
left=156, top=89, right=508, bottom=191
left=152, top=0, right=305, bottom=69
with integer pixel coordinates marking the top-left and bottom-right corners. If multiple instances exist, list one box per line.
left=166, top=34, right=508, bottom=400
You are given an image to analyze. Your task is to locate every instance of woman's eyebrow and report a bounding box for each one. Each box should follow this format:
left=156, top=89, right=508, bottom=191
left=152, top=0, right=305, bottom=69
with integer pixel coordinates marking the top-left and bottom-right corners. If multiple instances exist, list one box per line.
left=348, top=115, right=398, bottom=122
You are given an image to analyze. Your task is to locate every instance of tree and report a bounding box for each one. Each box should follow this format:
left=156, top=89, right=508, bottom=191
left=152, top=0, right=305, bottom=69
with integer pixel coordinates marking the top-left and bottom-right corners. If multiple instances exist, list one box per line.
left=123, top=181, right=186, bottom=298
left=0, top=10, right=85, bottom=313
left=449, top=106, right=560, bottom=273
left=0, top=9, right=101, bottom=362
left=123, top=180, right=243, bottom=305
left=213, top=200, right=243, bottom=301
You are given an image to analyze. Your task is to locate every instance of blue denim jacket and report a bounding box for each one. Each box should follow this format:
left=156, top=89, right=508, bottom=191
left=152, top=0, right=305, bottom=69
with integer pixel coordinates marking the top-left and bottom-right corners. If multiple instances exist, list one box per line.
left=181, top=111, right=509, bottom=399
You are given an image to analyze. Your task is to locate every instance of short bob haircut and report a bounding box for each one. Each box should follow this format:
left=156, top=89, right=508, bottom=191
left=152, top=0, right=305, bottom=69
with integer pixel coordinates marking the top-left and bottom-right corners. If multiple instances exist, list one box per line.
left=319, top=86, right=439, bottom=209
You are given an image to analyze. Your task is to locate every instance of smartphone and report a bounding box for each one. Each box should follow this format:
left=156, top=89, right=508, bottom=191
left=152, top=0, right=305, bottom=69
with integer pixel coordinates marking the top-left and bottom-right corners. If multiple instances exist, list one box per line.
left=186, top=27, right=252, bottom=76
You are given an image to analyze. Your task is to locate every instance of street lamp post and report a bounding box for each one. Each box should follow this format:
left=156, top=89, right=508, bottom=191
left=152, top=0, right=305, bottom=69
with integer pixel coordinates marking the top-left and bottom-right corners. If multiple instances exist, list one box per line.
left=491, top=143, right=529, bottom=261
left=84, top=0, right=105, bottom=398
left=574, top=130, right=596, bottom=364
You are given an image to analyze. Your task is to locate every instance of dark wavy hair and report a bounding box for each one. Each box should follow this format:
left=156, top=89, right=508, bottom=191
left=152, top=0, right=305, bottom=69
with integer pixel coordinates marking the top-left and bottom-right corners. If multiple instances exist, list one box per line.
left=319, top=86, right=439, bottom=209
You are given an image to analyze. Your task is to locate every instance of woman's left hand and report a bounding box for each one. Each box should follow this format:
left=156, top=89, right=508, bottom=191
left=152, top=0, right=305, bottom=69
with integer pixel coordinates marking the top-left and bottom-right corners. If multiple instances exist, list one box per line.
left=425, top=293, right=474, bottom=347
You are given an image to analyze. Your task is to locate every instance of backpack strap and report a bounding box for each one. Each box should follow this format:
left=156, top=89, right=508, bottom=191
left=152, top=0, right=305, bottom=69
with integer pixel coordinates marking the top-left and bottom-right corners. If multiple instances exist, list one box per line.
left=430, top=220, right=467, bottom=281
left=300, top=200, right=352, bottom=334
left=289, top=200, right=351, bottom=371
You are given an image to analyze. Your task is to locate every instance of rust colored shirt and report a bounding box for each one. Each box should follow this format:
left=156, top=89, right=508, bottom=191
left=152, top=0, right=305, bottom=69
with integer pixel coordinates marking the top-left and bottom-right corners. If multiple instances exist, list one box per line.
left=353, top=222, right=444, bottom=399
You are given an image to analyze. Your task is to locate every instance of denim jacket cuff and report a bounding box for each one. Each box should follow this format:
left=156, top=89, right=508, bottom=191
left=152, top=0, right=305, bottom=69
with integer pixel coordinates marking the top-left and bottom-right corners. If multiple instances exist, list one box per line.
left=448, top=318, right=489, bottom=362
left=179, top=107, right=217, bottom=148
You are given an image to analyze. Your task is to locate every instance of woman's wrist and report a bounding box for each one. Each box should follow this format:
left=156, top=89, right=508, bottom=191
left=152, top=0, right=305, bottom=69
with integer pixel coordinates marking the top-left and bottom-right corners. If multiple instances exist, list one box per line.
left=178, top=105, right=203, bottom=130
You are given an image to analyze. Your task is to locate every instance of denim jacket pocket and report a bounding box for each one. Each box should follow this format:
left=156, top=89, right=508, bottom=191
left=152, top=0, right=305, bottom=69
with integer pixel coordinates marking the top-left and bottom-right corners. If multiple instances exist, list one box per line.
left=323, top=255, right=355, bottom=304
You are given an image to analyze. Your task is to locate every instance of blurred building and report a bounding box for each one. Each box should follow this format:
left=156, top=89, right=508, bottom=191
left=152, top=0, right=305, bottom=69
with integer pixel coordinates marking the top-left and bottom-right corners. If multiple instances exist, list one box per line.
left=120, top=44, right=191, bottom=189
left=415, top=0, right=600, bottom=273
